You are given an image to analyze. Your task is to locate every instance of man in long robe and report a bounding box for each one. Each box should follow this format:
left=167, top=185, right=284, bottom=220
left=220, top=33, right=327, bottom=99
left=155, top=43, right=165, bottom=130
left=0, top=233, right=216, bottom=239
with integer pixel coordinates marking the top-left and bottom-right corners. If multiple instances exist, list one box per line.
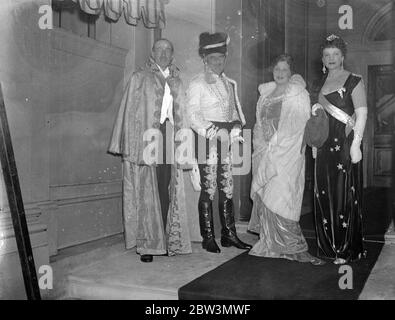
left=108, top=39, right=191, bottom=262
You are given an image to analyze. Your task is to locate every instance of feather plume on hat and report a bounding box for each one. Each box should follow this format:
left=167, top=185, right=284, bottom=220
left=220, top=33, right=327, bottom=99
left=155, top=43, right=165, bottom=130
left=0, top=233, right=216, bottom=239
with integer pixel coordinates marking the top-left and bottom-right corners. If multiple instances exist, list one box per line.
left=198, top=32, right=229, bottom=58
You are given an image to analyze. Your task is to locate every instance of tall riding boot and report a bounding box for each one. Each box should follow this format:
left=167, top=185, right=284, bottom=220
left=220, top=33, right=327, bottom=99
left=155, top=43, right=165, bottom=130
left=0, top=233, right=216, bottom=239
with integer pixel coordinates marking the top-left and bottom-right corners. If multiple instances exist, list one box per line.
left=198, top=200, right=221, bottom=253
left=219, top=199, right=252, bottom=250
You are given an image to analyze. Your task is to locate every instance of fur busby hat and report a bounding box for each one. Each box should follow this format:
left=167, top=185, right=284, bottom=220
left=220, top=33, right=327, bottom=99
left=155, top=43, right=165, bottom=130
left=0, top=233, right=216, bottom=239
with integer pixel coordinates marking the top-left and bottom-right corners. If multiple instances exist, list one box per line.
left=198, top=32, right=229, bottom=58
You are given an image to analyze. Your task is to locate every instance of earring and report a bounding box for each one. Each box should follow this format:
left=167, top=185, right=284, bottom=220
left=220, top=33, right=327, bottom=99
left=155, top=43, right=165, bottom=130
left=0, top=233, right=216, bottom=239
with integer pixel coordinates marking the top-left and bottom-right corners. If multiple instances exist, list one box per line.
left=322, top=64, right=326, bottom=74
left=341, top=60, right=344, bottom=70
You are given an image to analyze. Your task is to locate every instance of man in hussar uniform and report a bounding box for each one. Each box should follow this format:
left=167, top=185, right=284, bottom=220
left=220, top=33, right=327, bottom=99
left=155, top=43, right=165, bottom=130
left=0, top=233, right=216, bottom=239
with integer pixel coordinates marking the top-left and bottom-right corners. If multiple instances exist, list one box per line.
left=186, top=32, right=252, bottom=253
left=108, top=39, right=191, bottom=262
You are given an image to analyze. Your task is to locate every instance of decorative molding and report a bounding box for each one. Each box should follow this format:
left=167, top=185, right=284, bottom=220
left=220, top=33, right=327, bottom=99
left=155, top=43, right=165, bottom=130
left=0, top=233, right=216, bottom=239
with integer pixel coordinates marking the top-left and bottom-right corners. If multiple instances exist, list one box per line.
left=0, top=203, right=48, bottom=256
left=0, top=203, right=42, bottom=233
left=362, top=2, right=392, bottom=45
left=49, top=180, right=122, bottom=204
left=46, top=181, right=122, bottom=254
left=36, top=201, right=59, bottom=256
left=0, top=181, right=123, bottom=256
left=50, top=28, right=128, bottom=68
left=0, top=226, right=48, bottom=256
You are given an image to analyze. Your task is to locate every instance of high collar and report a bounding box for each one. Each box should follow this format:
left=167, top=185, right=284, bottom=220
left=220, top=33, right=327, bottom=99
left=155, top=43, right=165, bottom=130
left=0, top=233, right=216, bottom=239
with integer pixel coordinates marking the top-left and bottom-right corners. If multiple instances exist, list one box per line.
left=204, top=68, right=226, bottom=84
left=156, top=64, right=170, bottom=78
left=146, top=56, right=179, bottom=78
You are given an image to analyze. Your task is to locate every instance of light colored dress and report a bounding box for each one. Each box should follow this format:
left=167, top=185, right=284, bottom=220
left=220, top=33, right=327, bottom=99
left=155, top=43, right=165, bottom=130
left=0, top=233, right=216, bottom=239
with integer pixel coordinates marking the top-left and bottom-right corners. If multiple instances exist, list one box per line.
left=248, top=78, right=312, bottom=260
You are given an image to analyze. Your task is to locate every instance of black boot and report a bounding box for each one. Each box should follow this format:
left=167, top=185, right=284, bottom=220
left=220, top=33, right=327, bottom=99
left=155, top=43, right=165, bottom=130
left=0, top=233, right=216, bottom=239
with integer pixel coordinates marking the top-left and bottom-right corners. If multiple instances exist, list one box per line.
left=198, top=200, right=221, bottom=253
left=219, top=200, right=252, bottom=250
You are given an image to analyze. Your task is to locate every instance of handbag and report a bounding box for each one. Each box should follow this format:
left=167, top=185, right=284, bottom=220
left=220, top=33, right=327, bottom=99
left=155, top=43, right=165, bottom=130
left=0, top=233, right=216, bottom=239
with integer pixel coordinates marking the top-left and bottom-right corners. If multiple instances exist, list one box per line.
left=303, top=108, right=329, bottom=148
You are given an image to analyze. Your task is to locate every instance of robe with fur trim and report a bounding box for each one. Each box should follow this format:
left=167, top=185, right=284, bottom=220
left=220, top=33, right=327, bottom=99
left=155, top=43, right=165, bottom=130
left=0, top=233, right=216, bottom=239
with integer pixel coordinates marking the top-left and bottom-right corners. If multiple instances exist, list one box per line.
left=108, top=59, right=192, bottom=256
left=248, top=78, right=311, bottom=231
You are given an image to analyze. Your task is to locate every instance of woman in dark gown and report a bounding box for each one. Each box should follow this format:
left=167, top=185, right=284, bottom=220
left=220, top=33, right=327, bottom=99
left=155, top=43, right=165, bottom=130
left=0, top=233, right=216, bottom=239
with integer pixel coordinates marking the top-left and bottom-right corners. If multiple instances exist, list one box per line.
left=312, top=35, right=368, bottom=264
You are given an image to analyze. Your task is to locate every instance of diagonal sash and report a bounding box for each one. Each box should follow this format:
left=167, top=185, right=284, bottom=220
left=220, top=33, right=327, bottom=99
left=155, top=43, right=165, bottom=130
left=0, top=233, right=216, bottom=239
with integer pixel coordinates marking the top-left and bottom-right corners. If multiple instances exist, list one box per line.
left=319, top=92, right=355, bottom=136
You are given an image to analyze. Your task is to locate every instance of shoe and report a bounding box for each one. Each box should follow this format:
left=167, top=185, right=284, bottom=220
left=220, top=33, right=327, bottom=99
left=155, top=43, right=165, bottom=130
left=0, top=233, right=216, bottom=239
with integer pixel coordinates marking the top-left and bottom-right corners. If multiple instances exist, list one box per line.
left=202, top=238, right=221, bottom=253
left=198, top=200, right=221, bottom=253
left=310, top=257, right=326, bottom=266
left=333, top=258, right=347, bottom=265
left=220, top=236, right=252, bottom=250
left=140, top=254, right=153, bottom=263
left=219, top=200, right=252, bottom=250
left=294, top=252, right=326, bottom=266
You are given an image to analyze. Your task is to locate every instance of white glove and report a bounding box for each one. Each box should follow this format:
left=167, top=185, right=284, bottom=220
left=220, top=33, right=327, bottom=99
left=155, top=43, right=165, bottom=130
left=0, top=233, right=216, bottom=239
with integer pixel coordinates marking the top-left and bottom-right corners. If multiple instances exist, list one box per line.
left=206, top=125, right=218, bottom=140
left=312, top=103, right=324, bottom=116
left=197, top=124, right=217, bottom=139
left=312, top=147, right=317, bottom=159
left=230, top=127, right=244, bottom=144
left=350, top=143, right=362, bottom=164
left=350, top=131, right=363, bottom=164
left=189, top=163, right=201, bottom=191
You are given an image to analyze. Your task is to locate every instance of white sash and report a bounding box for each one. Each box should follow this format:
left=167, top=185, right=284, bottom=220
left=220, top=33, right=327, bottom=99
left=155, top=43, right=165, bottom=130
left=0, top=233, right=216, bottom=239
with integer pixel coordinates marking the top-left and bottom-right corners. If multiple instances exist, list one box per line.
left=319, top=93, right=355, bottom=136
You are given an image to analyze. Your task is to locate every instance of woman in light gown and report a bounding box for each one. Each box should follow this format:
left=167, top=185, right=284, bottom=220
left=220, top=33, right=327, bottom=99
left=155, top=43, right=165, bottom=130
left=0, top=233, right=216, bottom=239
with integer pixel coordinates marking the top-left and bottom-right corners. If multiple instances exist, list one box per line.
left=248, top=54, right=325, bottom=265
left=311, top=35, right=368, bottom=264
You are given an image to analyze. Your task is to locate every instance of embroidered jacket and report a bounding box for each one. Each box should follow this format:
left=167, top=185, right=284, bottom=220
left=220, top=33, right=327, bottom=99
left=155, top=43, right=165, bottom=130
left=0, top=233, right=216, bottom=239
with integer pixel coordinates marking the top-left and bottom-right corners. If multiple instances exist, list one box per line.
left=186, top=70, right=246, bottom=135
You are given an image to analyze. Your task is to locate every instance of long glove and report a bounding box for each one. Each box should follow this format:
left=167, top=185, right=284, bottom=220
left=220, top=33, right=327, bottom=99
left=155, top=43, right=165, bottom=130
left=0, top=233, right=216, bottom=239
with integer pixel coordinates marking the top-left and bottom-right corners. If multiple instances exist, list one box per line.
left=189, top=162, right=201, bottom=192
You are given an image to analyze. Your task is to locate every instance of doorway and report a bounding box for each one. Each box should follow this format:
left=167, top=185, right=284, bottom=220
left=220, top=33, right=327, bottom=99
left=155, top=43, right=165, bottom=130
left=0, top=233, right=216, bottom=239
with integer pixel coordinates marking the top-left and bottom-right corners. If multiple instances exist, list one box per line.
left=367, top=64, right=394, bottom=188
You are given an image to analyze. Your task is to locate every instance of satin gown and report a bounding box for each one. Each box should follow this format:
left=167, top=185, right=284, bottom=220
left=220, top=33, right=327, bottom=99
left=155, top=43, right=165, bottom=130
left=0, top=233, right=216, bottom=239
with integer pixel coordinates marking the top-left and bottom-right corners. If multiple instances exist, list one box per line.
left=248, top=82, right=312, bottom=260
left=314, top=74, right=366, bottom=262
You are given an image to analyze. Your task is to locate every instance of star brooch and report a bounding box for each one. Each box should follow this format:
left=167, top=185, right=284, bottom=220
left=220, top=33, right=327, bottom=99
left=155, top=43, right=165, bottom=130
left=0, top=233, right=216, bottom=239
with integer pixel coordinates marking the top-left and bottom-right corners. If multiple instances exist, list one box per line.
left=337, top=87, right=346, bottom=99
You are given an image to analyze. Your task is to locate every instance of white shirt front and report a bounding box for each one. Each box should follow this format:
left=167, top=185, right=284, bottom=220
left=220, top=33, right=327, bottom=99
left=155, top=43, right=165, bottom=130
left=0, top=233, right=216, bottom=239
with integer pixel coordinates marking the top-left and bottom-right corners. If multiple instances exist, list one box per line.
left=157, top=65, right=174, bottom=125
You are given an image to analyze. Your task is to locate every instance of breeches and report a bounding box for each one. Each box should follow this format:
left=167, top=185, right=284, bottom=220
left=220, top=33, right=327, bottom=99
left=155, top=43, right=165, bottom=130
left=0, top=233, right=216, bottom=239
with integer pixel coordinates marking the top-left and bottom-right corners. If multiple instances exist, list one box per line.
left=197, top=122, right=235, bottom=203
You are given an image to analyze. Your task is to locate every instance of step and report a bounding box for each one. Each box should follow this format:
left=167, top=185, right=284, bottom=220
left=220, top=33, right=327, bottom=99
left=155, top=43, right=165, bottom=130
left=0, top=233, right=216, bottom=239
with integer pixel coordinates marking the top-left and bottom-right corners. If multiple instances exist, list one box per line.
left=63, top=233, right=259, bottom=300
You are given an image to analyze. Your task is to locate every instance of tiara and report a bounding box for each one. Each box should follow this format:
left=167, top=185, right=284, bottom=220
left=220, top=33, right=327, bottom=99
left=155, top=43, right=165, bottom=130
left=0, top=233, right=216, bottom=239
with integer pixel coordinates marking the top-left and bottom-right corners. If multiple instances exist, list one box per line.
left=326, top=34, right=339, bottom=41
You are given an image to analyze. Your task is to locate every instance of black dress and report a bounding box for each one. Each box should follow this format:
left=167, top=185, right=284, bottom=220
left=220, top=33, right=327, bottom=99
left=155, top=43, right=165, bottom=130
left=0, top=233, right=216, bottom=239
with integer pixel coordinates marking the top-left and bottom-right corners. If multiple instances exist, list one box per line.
left=313, top=73, right=365, bottom=262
